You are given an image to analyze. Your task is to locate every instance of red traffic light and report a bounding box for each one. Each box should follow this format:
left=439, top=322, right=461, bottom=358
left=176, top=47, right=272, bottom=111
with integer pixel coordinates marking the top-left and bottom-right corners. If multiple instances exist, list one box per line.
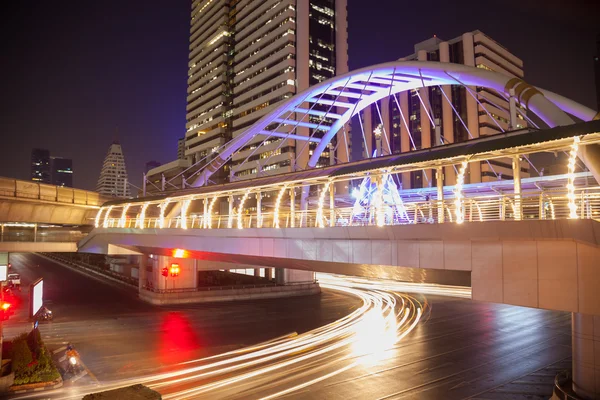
left=161, top=267, right=169, bottom=277
left=169, top=263, right=180, bottom=277
left=0, top=302, right=13, bottom=321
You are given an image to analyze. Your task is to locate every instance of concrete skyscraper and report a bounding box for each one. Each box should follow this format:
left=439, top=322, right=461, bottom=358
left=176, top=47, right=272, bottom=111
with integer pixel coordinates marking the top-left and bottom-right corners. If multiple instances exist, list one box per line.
left=31, top=148, right=51, bottom=184
left=96, top=141, right=131, bottom=198
left=50, top=157, right=73, bottom=187
left=183, top=0, right=348, bottom=184
left=359, top=31, right=527, bottom=189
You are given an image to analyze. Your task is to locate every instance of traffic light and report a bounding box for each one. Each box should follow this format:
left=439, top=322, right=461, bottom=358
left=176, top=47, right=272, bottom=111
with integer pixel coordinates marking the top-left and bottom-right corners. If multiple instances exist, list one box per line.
left=169, top=263, right=180, bottom=277
left=161, top=267, right=169, bottom=277
left=0, top=302, right=14, bottom=321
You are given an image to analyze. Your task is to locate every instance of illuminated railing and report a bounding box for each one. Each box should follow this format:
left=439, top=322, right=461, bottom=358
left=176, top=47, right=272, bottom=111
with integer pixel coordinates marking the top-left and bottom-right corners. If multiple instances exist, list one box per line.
left=100, top=186, right=600, bottom=230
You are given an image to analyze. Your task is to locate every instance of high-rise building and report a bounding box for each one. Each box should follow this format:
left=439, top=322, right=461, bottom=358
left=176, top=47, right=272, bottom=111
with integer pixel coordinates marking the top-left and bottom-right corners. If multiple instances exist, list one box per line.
left=595, top=34, right=599, bottom=111
left=50, top=157, right=73, bottom=187
left=359, top=30, right=527, bottom=188
left=183, top=0, right=348, bottom=184
left=145, top=160, right=162, bottom=174
left=177, top=138, right=185, bottom=160
left=31, top=148, right=51, bottom=184
left=96, top=141, right=131, bottom=198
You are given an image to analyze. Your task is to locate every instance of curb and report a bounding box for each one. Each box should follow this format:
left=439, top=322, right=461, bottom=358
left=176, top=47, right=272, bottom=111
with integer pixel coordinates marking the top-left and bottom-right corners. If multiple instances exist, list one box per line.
left=9, top=377, right=63, bottom=395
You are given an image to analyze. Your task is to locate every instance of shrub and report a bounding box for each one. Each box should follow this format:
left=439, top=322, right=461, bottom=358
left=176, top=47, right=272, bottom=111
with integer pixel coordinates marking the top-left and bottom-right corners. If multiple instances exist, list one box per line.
left=11, top=337, right=32, bottom=374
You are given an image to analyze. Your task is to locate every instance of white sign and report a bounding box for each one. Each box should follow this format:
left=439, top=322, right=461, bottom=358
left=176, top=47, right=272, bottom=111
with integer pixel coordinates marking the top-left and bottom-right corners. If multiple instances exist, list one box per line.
left=0, top=265, right=6, bottom=282
left=32, top=280, right=43, bottom=316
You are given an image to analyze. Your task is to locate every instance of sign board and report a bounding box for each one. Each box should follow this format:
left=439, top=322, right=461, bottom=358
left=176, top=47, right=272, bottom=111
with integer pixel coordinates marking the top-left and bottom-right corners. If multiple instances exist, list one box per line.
left=0, top=265, right=6, bottom=282
left=30, top=278, right=43, bottom=318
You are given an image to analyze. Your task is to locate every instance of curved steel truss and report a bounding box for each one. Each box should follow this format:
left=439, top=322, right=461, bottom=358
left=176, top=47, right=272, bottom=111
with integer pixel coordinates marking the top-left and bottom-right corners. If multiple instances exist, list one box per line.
left=189, top=61, right=597, bottom=188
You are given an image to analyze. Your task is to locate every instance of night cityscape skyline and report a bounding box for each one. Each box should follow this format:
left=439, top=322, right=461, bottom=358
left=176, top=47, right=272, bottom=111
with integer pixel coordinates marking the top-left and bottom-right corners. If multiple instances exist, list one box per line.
left=1, top=1, right=598, bottom=191
left=2, top=1, right=600, bottom=398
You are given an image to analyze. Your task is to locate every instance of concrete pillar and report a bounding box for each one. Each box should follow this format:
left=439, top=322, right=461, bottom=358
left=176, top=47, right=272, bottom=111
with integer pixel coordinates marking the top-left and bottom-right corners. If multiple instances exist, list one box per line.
left=1, top=224, right=4, bottom=242
left=381, top=97, right=391, bottom=155
left=418, top=50, right=433, bottom=186
left=572, top=312, right=600, bottom=399
left=512, top=156, right=522, bottom=220
left=439, top=41, right=456, bottom=185
left=138, top=254, right=148, bottom=292
left=436, top=167, right=444, bottom=223
left=33, top=224, right=37, bottom=243
left=254, top=269, right=260, bottom=277
left=399, top=91, right=411, bottom=190
left=275, top=268, right=286, bottom=285
left=462, top=32, right=481, bottom=184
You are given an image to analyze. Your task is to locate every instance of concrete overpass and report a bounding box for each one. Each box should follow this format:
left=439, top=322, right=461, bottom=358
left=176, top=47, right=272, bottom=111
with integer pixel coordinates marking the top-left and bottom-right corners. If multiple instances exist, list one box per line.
left=0, top=177, right=106, bottom=225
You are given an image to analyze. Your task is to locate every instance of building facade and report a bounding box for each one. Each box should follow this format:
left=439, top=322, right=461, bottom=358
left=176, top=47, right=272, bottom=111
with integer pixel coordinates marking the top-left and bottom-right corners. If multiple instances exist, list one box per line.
left=96, top=142, right=131, bottom=198
left=183, top=0, right=348, bottom=184
left=50, top=157, right=73, bottom=187
left=31, top=148, right=51, bottom=184
left=359, top=30, right=528, bottom=188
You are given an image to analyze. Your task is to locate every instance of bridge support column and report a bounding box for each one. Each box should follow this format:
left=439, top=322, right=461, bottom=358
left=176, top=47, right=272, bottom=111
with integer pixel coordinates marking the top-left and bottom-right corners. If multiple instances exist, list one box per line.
left=436, top=167, right=444, bottom=223
left=571, top=312, right=600, bottom=399
left=138, top=254, right=148, bottom=292
left=513, top=156, right=522, bottom=220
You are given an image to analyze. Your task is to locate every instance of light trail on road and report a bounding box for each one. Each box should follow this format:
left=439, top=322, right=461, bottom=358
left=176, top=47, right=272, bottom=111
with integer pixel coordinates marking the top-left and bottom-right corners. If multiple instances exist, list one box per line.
left=16, top=274, right=470, bottom=400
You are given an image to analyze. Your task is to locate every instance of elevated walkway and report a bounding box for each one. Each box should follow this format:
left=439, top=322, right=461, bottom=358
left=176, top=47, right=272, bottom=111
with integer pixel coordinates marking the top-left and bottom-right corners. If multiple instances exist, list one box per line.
left=79, top=219, right=600, bottom=316
left=0, top=177, right=108, bottom=225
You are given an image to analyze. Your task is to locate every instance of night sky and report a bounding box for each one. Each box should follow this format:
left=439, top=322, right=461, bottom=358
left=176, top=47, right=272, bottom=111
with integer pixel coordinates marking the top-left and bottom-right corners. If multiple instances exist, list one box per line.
left=1, top=0, right=598, bottom=190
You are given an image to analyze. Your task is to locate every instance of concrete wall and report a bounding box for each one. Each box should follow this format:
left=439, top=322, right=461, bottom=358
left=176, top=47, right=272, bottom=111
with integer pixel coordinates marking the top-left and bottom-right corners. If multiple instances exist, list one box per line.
left=0, top=200, right=98, bottom=225
left=0, top=242, right=77, bottom=253
left=79, top=219, right=600, bottom=315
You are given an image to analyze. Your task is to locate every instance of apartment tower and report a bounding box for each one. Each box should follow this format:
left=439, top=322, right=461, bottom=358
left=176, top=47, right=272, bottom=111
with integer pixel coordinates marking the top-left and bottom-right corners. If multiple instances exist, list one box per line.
left=184, top=0, right=348, bottom=184
left=96, top=141, right=131, bottom=198
left=360, top=30, right=527, bottom=188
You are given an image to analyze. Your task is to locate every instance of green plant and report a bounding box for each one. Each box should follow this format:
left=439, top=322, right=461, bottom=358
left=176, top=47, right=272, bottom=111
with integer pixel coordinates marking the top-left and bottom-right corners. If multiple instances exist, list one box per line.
left=11, top=337, right=32, bottom=374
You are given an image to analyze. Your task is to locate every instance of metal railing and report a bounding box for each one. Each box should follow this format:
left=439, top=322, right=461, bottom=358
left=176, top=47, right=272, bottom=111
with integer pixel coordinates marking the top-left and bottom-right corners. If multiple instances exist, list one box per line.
left=101, top=186, right=600, bottom=230
left=0, top=231, right=87, bottom=243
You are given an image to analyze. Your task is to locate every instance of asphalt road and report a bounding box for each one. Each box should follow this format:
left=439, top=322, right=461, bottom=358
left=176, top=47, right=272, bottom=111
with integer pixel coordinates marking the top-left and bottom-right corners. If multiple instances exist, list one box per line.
left=4, top=253, right=572, bottom=400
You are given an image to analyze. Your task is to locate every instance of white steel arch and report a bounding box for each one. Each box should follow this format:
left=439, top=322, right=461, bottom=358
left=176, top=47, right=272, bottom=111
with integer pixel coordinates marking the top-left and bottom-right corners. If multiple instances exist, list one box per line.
left=190, top=61, right=597, bottom=188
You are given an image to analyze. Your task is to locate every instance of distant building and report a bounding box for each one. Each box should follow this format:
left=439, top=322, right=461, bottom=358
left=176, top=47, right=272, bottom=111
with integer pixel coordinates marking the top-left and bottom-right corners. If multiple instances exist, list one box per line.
left=183, top=0, right=349, bottom=184
left=31, top=148, right=51, bottom=184
left=145, top=160, right=161, bottom=174
left=595, top=34, right=600, bottom=111
left=96, top=141, right=131, bottom=198
left=50, top=157, right=73, bottom=187
left=359, top=30, right=528, bottom=188
left=177, top=138, right=185, bottom=160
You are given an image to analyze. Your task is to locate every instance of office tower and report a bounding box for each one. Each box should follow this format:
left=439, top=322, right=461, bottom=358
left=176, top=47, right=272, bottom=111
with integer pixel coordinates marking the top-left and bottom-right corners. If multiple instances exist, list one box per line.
left=31, top=148, right=51, bottom=184
left=360, top=30, right=527, bottom=188
left=50, top=157, right=73, bottom=187
left=177, top=138, right=185, bottom=160
left=96, top=141, right=131, bottom=198
left=183, top=0, right=348, bottom=184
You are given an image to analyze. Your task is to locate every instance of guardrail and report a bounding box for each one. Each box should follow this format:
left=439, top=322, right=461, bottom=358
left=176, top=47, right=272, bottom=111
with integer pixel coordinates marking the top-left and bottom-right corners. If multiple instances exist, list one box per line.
left=553, top=370, right=582, bottom=400
left=100, top=186, right=600, bottom=230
